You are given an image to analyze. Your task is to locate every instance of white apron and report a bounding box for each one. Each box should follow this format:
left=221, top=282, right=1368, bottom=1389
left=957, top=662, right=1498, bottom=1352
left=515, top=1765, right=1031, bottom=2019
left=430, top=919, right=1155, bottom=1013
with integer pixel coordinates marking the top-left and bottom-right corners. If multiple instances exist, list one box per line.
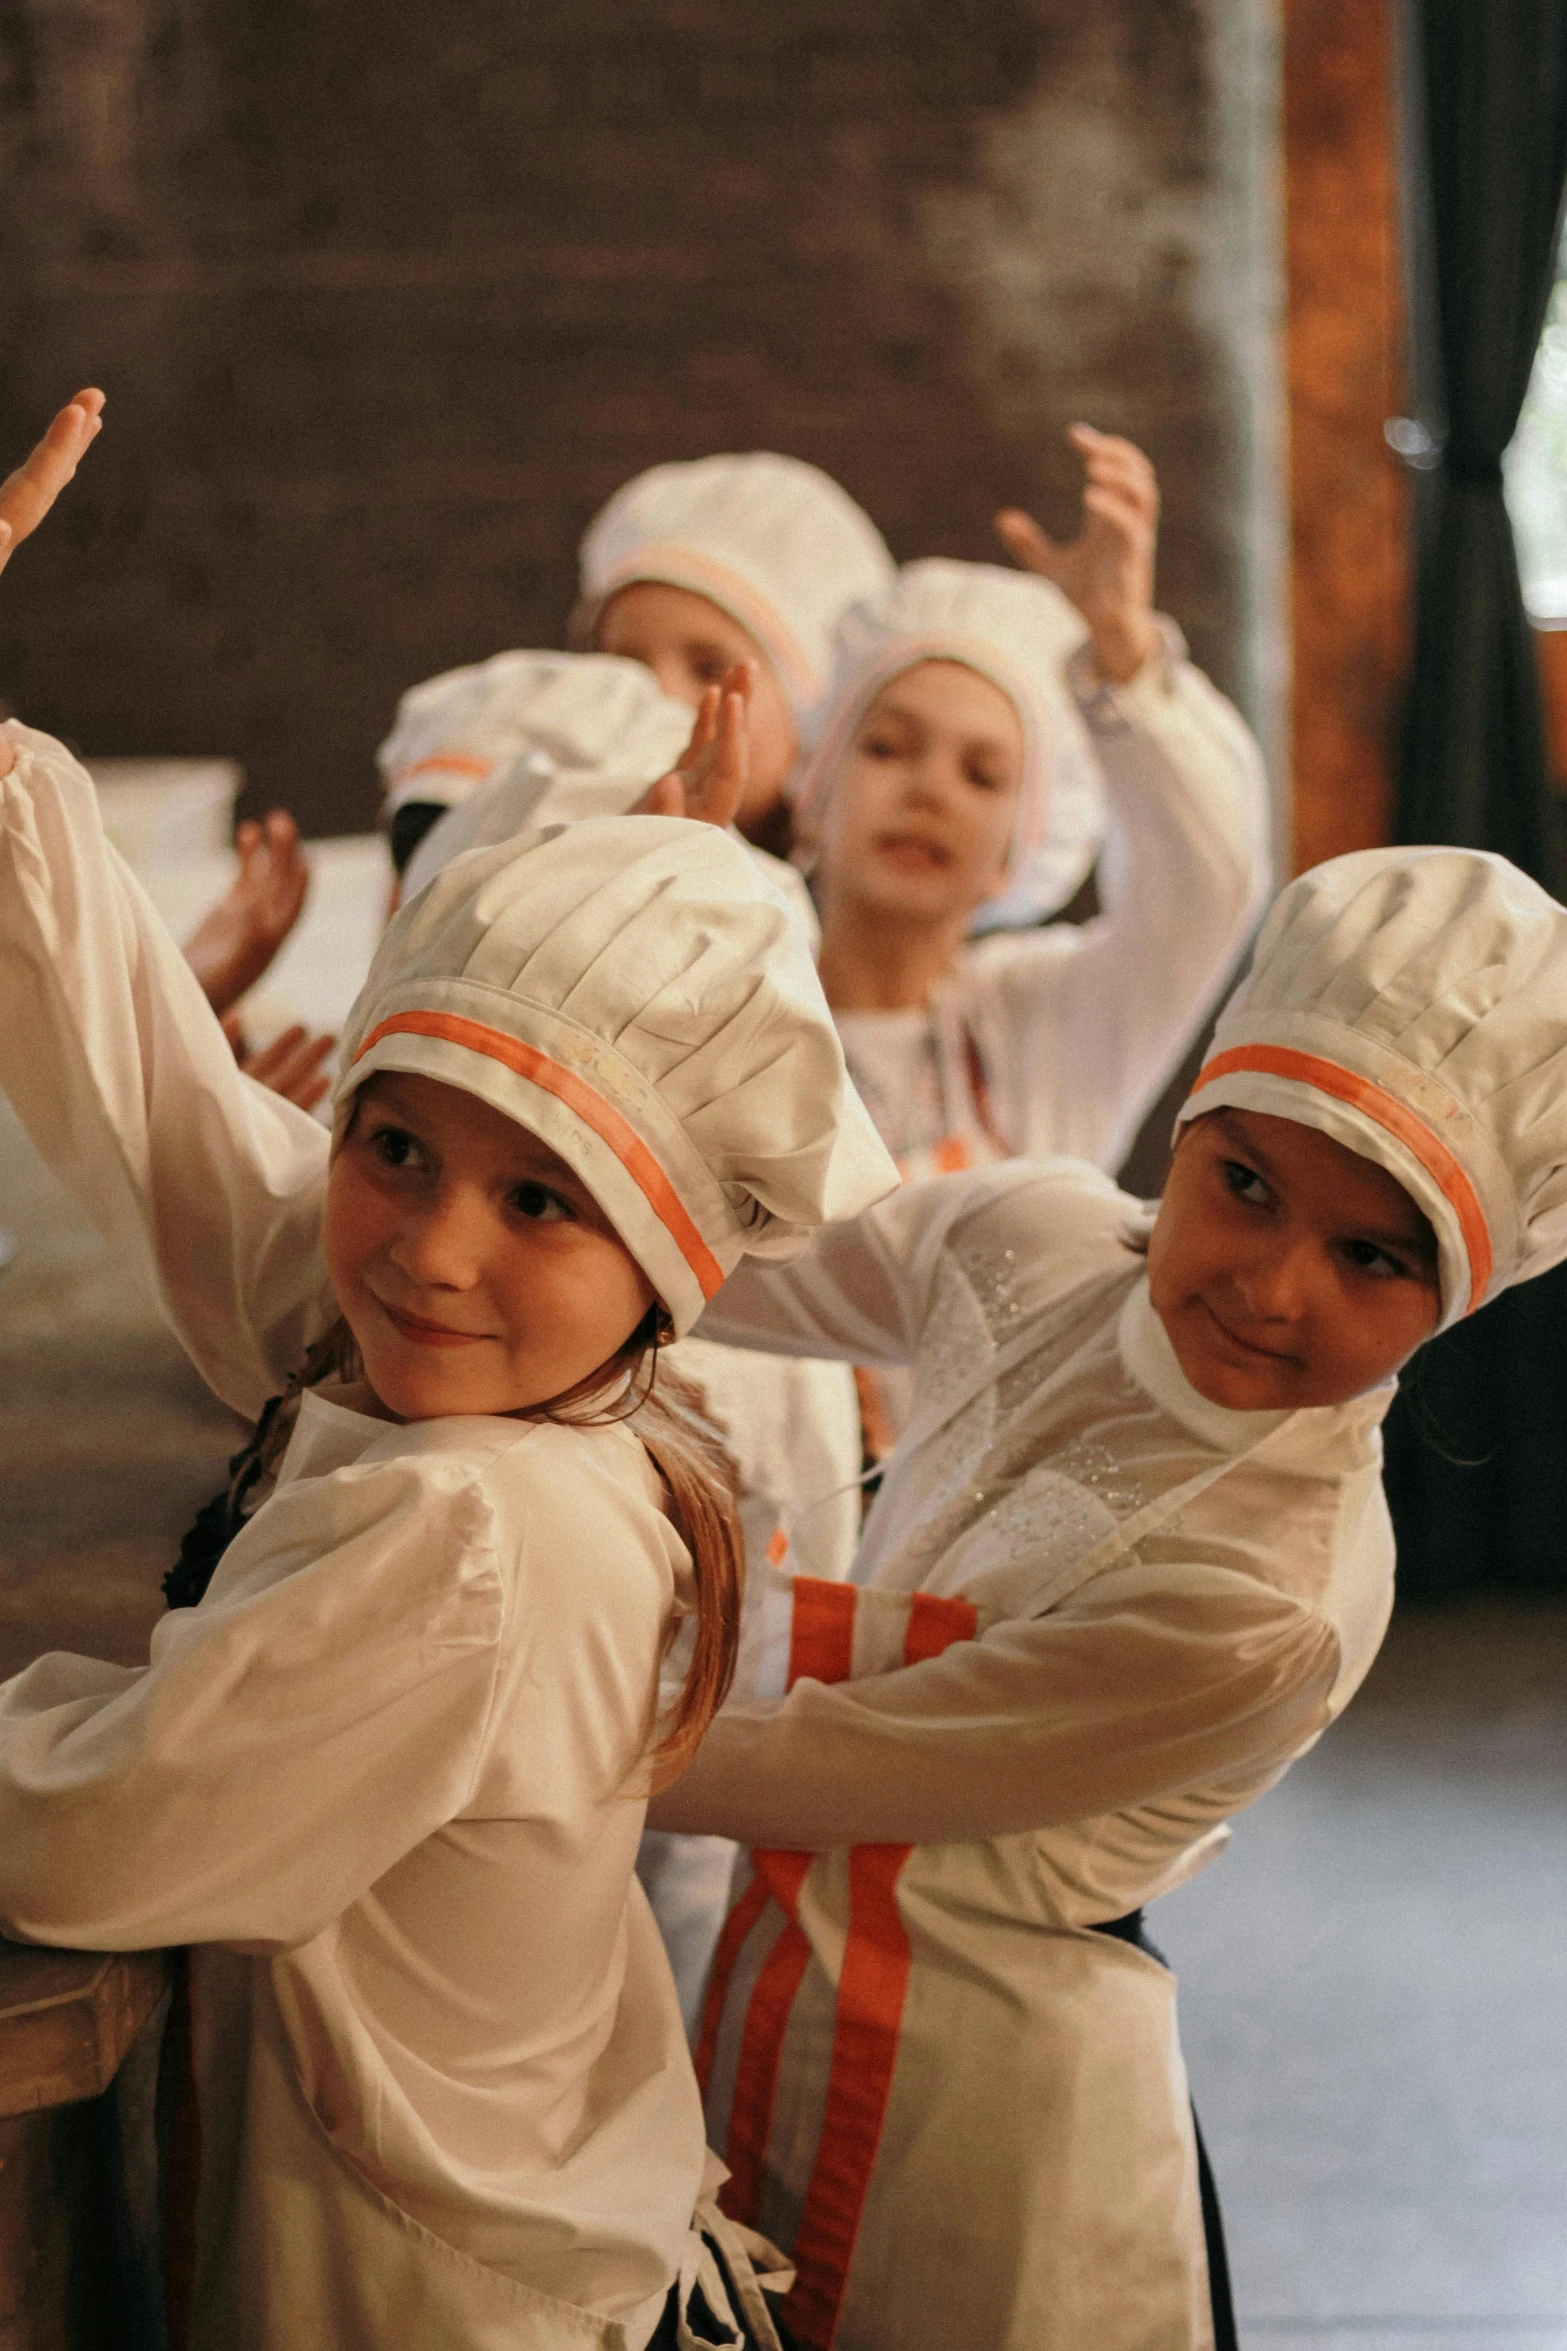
left=695, top=1271, right=1297, bottom=2351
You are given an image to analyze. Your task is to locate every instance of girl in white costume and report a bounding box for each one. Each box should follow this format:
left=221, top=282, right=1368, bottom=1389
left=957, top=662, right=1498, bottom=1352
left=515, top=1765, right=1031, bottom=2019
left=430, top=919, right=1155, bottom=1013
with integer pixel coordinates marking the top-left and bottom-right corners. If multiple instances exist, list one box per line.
left=381, top=650, right=869, bottom=2027
left=797, top=432, right=1272, bottom=1191
left=0, top=670, right=900, bottom=2342
left=648, top=842, right=1567, bottom=2350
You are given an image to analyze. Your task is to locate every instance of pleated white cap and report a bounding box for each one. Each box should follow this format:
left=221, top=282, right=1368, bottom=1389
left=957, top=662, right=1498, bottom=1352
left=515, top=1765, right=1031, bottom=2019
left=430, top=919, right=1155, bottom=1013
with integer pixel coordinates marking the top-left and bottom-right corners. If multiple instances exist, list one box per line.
left=376, top=651, right=691, bottom=823
left=1178, top=846, right=1567, bottom=1327
left=577, top=454, right=895, bottom=720
left=789, top=559, right=1106, bottom=922
left=337, top=816, right=899, bottom=1333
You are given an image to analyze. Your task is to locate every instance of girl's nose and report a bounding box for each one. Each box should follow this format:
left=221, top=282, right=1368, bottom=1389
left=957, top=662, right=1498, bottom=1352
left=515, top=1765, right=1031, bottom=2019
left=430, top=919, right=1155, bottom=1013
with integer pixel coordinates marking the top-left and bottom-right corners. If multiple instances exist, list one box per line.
left=903, top=753, right=953, bottom=809
left=387, top=1191, right=484, bottom=1289
left=1232, top=1241, right=1310, bottom=1323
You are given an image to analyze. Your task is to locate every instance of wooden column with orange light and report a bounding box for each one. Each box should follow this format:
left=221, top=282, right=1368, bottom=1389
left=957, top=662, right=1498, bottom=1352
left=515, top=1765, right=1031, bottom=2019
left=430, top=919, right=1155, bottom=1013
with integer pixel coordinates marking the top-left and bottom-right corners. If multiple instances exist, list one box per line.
left=1284, top=0, right=1411, bottom=871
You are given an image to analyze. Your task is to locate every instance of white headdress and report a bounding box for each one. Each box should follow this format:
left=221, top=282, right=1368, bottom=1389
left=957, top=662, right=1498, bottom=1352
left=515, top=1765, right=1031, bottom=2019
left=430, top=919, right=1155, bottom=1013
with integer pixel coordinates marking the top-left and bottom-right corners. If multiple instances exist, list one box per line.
left=338, top=817, right=898, bottom=1334
left=789, top=559, right=1106, bottom=923
left=577, top=454, right=895, bottom=721
left=1179, top=846, right=1567, bottom=1328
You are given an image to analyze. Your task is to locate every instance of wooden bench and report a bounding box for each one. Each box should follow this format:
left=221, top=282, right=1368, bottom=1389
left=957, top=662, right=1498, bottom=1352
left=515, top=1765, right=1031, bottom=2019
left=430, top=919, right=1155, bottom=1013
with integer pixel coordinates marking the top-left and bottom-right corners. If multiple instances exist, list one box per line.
left=0, top=1943, right=172, bottom=2351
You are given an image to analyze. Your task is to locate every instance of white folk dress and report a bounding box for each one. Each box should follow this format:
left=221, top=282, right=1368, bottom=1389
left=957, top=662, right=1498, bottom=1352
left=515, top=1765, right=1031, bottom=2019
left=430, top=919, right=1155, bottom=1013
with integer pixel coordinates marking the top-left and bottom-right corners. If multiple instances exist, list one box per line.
left=659, top=1159, right=1397, bottom=2351
left=0, top=721, right=857, bottom=2033
left=0, top=1400, right=708, bottom=2351
left=833, top=633, right=1271, bottom=1460
left=0, top=724, right=751, bottom=2349
left=833, top=631, right=1273, bottom=1181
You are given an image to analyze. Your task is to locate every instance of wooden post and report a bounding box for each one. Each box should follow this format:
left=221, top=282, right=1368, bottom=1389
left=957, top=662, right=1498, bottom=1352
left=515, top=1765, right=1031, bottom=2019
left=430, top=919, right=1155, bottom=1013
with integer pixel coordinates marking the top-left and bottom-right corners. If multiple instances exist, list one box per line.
left=1284, top=0, right=1411, bottom=871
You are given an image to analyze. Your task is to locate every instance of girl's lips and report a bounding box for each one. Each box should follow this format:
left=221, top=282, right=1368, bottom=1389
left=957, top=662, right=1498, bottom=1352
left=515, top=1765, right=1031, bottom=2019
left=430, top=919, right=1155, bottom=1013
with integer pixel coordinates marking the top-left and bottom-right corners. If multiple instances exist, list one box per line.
left=1199, top=1297, right=1298, bottom=1365
left=378, top=1300, right=492, bottom=1349
left=874, top=832, right=950, bottom=871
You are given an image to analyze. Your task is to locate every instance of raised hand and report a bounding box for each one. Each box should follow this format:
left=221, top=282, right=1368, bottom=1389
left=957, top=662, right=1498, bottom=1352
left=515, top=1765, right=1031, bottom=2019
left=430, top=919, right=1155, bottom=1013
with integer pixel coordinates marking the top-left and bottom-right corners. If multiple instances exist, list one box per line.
left=184, top=810, right=311, bottom=1016
left=0, top=389, right=104, bottom=582
left=0, top=390, right=105, bottom=781
left=633, top=663, right=752, bottom=827
left=995, top=424, right=1160, bottom=685
left=221, top=1012, right=337, bottom=1115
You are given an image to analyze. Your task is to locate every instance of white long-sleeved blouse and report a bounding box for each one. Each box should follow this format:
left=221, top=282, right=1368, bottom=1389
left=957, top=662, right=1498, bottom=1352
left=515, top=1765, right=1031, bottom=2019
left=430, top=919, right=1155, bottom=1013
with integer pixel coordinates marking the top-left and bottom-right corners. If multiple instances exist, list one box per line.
left=834, top=632, right=1273, bottom=1175
left=0, top=725, right=723, bottom=2348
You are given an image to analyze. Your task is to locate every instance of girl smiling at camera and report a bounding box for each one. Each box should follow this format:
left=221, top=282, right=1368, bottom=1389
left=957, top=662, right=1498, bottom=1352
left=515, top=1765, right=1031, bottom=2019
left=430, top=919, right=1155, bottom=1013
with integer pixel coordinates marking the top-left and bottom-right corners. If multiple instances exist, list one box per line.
left=0, top=421, right=897, bottom=2351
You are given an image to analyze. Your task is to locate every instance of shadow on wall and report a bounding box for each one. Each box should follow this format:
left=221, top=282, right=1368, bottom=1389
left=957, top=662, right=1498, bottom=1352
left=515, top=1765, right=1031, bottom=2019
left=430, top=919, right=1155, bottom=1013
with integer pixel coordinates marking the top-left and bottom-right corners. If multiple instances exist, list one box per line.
left=0, top=0, right=1281, bottom=835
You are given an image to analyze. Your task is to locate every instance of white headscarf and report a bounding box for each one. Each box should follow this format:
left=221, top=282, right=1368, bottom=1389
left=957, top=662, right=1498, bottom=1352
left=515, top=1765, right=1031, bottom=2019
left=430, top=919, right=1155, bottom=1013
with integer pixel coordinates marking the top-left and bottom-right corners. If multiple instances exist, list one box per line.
left=338, top=817, right=898, bottom=1334
left=788, top=559, right=1106, bottom=924
left=577, top=454, right=895, bottom=722
left=1178, top=846, right=1567, bottom=1328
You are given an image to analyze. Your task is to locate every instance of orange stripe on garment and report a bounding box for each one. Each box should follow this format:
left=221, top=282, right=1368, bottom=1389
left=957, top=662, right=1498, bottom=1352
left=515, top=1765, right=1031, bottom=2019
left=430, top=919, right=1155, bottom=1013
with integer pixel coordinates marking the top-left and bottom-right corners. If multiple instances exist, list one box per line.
left=783, top=1599, right=978, bottom=2350
left=695, top=1873, right=772, bottom=2097
left=395, top=752, right=493, bottom=788
left=903, top=1589, right=979, bottom=1663
left=716, top=1580, right=859, bottom=2229
left=1195, top=1044, right=1492, bottom=1307
left=717, top=1851, right=816, bottom=2227
left=931, top=1136, right=973, bottom=1174
left=354, top=1011, right=726, bottom=1301
left=787, top=1577, right=859, bottom=1689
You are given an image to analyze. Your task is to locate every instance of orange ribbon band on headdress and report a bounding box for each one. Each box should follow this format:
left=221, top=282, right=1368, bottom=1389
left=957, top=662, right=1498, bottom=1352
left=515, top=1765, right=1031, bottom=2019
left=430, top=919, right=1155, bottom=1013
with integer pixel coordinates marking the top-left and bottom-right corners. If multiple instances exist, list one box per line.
left=1193, top=1043, right=1493, bottom=1309
left=354, top=1010, right=726, bottom=1302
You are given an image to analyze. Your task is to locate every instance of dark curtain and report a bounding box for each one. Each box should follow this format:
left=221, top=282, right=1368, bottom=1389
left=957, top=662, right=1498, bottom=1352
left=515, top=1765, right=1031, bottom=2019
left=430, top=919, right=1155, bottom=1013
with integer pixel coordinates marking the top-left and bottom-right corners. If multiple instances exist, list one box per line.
left=1384, top=0, right=1567, bottom=1598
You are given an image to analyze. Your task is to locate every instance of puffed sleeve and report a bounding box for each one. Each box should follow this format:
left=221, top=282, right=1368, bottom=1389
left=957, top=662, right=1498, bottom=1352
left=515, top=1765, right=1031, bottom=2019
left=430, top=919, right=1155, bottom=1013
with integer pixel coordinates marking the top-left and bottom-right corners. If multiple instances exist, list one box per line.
left=0, top=722, right=333, bottom=1416
left=697, top=1158, right=1136, bottom=1368
left=0, top=1453, right=505, bottom=1950
left=648, top=1554, right=1340, bottom=1848
left=967, top=632, right=1272, bottom=1174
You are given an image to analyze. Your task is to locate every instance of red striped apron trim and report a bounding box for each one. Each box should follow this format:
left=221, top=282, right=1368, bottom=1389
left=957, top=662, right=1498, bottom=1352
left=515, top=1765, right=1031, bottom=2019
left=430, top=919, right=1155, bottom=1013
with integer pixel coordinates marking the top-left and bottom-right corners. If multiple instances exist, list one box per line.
left=694, top=1873, right=771, bottom=2097
left=787, top=1576, right=858, bottom=1689
left=717, top=1852, right=814, bottom=2227
left=715, top=1581, right=859, bottom=2226
left=354, top=1010, right=726, bottom=1302
left=783, top=1595, right=978, bottom=2349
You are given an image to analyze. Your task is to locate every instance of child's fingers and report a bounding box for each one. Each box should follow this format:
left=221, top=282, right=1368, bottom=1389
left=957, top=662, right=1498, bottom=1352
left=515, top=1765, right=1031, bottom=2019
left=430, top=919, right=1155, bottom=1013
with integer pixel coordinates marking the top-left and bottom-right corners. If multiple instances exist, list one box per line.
left=1081, top=484, right=1154, bottom=543
left=632, top=773, right=687, bottom=818
left=0, top=392, right=106, bottom=565
left=994, top=507, right=1063, bottom=574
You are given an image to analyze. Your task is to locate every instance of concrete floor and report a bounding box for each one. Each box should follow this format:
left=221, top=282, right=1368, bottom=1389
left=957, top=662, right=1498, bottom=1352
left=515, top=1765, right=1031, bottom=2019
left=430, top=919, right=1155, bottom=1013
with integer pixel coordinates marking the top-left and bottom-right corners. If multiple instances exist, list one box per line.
left=1160, top=1607, right=1567, bottom=2348
left=2, top=1098, right=1565, bottom=2347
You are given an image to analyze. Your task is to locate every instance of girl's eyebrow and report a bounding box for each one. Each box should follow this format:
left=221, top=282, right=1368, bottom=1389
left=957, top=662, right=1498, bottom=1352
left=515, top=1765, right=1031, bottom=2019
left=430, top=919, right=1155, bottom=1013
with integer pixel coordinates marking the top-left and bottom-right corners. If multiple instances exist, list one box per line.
left=1213, top=1108, right=1274, bottom=1175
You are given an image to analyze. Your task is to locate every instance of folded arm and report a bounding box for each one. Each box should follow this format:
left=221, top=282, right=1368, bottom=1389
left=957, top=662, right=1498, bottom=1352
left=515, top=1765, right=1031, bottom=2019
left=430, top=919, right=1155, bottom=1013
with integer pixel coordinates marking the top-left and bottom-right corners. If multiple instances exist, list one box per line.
left=699, top=1156, right=1132, bottom=1369
left=648, top=1556, right=1338, bottom=1848
left=0, top=1456, right=503, bottom=1950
